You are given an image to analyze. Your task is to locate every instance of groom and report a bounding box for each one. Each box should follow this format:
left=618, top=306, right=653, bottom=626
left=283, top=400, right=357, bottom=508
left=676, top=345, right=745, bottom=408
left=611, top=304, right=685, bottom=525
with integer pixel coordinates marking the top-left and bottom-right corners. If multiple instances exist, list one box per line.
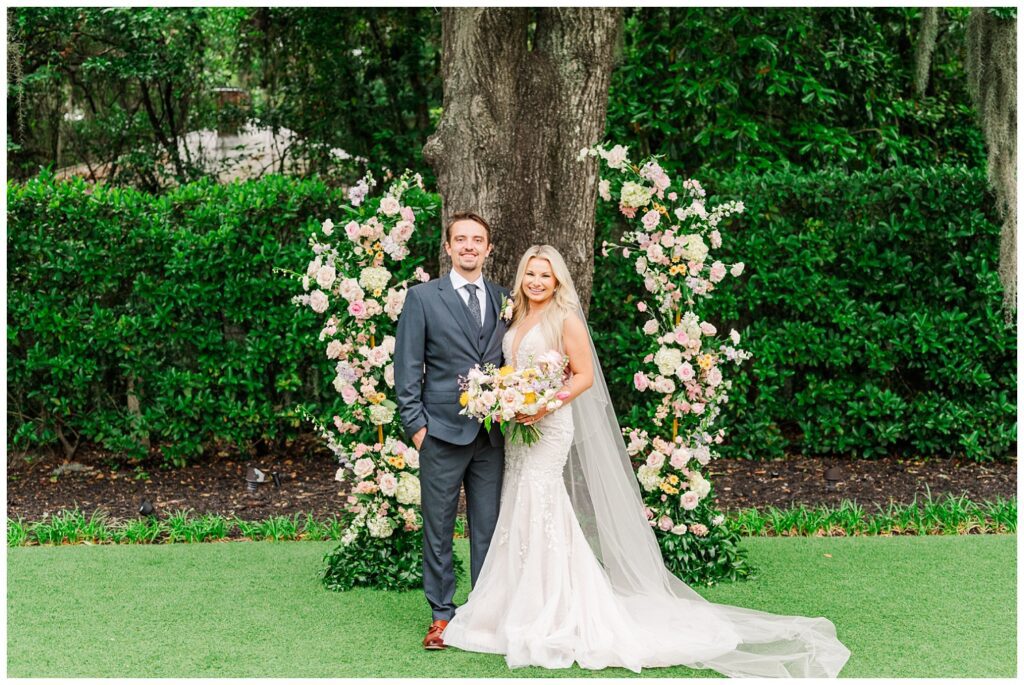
left=394, top=212, right=510, bottom=650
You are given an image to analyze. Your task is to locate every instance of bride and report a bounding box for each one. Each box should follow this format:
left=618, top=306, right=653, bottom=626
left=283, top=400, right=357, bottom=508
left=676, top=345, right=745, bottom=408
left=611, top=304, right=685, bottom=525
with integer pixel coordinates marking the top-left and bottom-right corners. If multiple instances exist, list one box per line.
left=440, top=245, right=851, bottom=677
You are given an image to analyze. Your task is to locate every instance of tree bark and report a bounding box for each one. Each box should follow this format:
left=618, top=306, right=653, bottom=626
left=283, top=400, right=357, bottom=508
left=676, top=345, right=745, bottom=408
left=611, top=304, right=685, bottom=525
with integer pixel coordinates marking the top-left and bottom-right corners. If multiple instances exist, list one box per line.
left=912, top=8, right=939, bottom=97
left=965, top=9, right=1016, bottom=319
left=423, top=8, right=622, bottom=312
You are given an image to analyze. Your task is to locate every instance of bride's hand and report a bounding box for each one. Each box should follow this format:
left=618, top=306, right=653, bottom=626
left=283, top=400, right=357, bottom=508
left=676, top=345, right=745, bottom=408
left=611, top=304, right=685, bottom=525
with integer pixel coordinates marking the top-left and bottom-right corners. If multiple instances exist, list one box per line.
left=516, top=406, right=549, bottom=425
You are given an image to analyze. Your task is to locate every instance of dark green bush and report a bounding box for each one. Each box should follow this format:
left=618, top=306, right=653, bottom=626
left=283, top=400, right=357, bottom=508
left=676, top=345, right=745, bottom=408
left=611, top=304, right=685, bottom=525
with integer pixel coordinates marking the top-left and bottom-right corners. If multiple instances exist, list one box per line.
left=10, top=166, right=1014, bottom=465
left=7, top=171, right=441, bottom=465
left=592, top=165, right=1016, bottom=462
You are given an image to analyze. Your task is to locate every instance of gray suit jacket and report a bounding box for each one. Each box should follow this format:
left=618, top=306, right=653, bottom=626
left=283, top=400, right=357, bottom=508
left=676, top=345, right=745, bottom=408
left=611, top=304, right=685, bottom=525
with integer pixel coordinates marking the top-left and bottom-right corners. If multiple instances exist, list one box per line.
left=394, top=273, right=510, bottom=446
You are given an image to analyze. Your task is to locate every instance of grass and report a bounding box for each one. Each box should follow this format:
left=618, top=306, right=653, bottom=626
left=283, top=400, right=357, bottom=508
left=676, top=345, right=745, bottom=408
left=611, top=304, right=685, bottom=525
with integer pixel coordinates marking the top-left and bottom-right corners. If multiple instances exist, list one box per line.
left=727, top=493, right=1017, bottom=537
left=7, top=535, right=1015, bottom=677
left=7, top=493, right=1015, bottom=547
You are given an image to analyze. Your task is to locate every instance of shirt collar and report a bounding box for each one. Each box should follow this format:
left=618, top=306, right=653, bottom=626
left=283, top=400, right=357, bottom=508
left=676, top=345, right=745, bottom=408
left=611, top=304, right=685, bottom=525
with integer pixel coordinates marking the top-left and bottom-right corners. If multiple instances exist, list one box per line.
left=449, top=269, right=484, bottom=291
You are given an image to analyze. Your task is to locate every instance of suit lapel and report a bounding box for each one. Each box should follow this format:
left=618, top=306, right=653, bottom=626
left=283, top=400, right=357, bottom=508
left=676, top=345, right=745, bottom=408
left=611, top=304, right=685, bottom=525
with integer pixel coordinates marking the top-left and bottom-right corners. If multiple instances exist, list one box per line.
left=438, top=275, right=479, bottom=351
left=482, top=279, right=505, bottom=354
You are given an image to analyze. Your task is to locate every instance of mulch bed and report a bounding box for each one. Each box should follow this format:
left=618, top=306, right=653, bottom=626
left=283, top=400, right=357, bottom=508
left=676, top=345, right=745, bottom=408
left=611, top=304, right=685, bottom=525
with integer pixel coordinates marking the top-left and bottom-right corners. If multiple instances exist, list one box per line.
left=6, top=435, right=1017, bottom=523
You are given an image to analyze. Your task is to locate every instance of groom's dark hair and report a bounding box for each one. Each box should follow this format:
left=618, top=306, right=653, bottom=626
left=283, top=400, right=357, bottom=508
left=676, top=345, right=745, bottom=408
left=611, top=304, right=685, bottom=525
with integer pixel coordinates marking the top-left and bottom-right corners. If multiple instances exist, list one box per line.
left=445, top=211, right=491, bottom=244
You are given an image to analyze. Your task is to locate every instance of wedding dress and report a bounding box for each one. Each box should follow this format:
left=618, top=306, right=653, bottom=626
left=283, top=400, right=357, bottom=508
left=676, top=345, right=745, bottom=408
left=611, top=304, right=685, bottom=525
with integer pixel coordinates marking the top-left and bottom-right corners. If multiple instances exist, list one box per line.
left=441, top=320, right=851, bottom=677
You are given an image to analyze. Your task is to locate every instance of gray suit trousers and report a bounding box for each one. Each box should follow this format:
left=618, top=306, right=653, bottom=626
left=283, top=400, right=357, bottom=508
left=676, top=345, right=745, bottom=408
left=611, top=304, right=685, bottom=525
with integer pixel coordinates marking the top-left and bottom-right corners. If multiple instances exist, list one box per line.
left=419, top=426, right=503, bottom=621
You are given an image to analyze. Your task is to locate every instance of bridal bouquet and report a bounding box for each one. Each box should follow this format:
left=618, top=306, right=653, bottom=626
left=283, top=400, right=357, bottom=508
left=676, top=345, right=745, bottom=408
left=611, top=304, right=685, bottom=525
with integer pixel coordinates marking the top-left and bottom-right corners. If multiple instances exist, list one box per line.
left=458, top=351, right=570, bottom=445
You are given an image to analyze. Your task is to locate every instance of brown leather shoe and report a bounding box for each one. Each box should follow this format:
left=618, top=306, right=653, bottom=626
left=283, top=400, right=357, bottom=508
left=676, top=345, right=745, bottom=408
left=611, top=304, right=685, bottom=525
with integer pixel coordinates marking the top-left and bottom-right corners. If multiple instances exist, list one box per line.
left=423, top=619, right=449, bottom=650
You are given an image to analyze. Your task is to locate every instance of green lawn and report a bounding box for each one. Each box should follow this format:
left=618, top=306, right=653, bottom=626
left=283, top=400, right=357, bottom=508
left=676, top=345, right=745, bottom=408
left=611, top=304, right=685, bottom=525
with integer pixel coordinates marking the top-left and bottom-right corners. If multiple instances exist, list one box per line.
left=7, top=535, right=1016, bottom=678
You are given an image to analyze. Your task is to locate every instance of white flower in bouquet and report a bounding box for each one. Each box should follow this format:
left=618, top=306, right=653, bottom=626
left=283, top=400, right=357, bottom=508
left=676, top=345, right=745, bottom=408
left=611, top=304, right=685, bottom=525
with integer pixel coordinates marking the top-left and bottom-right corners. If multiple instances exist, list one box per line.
left=338, top=278, right=364, bottom=303
left=676, top=234, right=709, bottom=263
left=366, top=516, right=395, bottom=538
left=344, top=221, right=360, bottom=241
left=637, top=464, right=662, bottom=492
left=326, top=340, right=343, bottom=359
left=706, top=366, right=723, bottom=387
left=321, top=218, right=334, bottom=235
left=620, top=181, right=653, bottom=208
left=654, top=346, right=683, bottom=376
left=405, top=448, right=419, bottom=469
left=316, top=264, right=337, bottom=290
left=688, top=471, right=711, bottom=498
left=396, top=472, right=421, bottom=505
left=368, top=403, right=395, bottom=426
left=352, top=458, right=375, bottom=478
left=646, top=450, right=666, bottom=469
left=391, top=220, right=414, bottom=243
left=680, top=490, right=700, bottom=510
left=359, top=266, right=391, bottom=293
left=598, top=179, right=612, bottom=201
left=600, top=144, right=630, bottom=169
left=669, top=446, right=691, bottom=469
left=384, top=363, right=395, bottom=388
left=334, top=467, right=346, bottom=482
left=309, top=290, right=329, bottom=313
left=340, top=527, right=358, bottom=545
left=378, top=196, right=401, bottom=216
left=671, top=523, right=688, bottom=535
left=378, top=472, right=398, bottom=497
left=306, top=256, right=323, bottom=278
left=384, top=288, right=407, bottom=321
left=712, top=514, right=725, bottom=526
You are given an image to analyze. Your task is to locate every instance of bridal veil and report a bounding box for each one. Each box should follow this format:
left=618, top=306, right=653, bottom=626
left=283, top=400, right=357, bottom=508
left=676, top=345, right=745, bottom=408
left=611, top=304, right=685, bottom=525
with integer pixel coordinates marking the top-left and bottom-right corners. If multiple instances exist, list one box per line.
left=564, top=305, right=851, bottom=678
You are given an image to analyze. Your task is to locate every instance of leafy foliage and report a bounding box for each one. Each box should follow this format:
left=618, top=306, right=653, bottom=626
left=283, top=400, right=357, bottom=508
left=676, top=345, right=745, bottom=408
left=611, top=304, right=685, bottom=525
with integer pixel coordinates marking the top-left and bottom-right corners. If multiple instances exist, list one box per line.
left=319, top=529, right=465, bottom=592
left=605, top=7, right=985, bottom=173
left=9, top=8, right=985, bottom=187
left=7, top=7, right=248, bottom=188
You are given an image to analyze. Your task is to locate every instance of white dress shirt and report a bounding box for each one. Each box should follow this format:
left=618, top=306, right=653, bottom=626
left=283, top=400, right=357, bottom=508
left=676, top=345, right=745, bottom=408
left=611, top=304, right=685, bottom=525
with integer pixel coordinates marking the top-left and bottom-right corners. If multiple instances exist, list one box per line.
left=449, top=270, right=487, bottom=327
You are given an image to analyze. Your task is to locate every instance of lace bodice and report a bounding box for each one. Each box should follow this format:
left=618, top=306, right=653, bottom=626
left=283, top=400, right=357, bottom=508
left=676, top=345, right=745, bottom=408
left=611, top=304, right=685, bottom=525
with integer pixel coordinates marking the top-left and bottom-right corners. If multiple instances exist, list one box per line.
left=502, top=323, right=545, bottom=370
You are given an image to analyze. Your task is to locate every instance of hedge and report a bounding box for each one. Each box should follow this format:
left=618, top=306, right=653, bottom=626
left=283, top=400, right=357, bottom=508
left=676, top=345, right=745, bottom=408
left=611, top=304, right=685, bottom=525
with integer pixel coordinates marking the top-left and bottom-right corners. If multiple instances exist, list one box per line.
left=8, top=165, right=1015, bottom=464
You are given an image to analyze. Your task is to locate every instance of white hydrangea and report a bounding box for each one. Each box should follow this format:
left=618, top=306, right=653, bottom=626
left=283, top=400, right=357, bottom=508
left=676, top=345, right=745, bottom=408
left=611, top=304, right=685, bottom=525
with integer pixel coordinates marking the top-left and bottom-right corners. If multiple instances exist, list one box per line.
left=688, top=471, right=711, bottom=498
left=620, top=181, right=653, bottom=208
left=359, top=266, right=391, bottom=293
left=395, top=473, right=421, bottom=505
left=368, top=404, right=395, bottom=426
left=636, top=464, right=661, bottom=492
left=366, top=516, right=395, bottom=539
left=654, top=346, right=683, bottom=376
left=676, top=234, right=709, bottom=263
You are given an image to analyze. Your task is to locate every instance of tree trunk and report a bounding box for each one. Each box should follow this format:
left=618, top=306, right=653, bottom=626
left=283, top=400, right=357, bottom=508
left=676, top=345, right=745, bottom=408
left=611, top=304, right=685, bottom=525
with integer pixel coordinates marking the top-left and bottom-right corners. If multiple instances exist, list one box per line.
left=912, top=8, right=940, bottom=97
left=423, top=8, right=622, bottom=312
left=965, top=9, right=1016, bottom=319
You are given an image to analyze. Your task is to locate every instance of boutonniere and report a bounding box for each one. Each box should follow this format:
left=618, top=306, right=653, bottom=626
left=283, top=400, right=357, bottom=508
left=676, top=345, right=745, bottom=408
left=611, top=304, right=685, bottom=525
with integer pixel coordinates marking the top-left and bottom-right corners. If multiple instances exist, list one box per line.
left=500, top=294, right=514, bottom=322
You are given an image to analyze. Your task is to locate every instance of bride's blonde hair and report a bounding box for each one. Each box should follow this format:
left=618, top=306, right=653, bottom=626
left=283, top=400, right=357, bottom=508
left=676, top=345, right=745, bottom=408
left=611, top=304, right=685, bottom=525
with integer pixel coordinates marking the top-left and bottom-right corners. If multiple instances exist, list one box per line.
left=510, top=245, right=581, bottom=353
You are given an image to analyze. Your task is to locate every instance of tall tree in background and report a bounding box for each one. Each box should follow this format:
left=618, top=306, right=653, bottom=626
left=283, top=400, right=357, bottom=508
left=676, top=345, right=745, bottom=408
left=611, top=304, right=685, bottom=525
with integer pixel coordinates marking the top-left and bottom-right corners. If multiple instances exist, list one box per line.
left=423, top=8, right=622, bottom=309
left=965, top=8, right=1017, bottom=319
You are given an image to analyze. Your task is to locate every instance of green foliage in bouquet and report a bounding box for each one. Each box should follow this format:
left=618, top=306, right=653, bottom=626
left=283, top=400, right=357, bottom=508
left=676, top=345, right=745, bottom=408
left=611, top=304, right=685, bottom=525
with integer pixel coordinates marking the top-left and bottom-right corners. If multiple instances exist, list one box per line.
left=319, top=521, right=466, bottom=592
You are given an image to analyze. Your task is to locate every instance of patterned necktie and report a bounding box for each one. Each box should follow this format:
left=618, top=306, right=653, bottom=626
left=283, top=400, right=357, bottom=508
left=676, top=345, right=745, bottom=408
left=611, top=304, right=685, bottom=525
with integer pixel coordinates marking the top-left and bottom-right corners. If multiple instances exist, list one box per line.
left=464, top=283, right=482, bottom=333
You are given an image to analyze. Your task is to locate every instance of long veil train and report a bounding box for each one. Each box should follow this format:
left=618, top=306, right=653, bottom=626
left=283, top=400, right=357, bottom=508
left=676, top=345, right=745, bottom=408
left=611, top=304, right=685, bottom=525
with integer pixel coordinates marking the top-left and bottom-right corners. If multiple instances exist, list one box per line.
left=564, top=306, right=851, bottom=678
